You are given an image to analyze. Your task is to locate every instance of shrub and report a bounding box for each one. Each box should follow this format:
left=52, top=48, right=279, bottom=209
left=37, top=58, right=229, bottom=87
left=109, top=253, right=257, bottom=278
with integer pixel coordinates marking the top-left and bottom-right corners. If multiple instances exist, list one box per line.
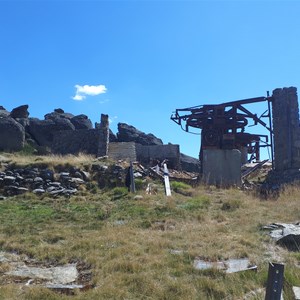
left=181, top=196, right=211, bottom=210
left=134, top=178, right=144, bottom=190
left=221, top=199, right=241, bottom=211
left=110, top=187, right=128, bottom=200
left=171, top=181, right=191, bottom=192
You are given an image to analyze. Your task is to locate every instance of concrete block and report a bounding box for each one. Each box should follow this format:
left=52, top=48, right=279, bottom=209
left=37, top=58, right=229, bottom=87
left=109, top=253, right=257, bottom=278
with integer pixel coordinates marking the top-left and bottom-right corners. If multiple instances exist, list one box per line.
left=202, top=149, right=241, bottom=187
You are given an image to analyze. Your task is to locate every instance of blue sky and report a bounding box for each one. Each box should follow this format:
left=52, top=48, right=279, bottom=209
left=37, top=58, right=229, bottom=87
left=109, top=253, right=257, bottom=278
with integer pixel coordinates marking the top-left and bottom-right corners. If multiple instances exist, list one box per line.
left=1, top=0, right=300, bottom=159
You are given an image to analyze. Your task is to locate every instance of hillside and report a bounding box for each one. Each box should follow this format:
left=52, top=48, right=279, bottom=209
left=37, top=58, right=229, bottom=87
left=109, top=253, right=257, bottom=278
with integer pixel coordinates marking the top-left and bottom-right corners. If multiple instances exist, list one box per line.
left=0, top=153, right=300, bottom=299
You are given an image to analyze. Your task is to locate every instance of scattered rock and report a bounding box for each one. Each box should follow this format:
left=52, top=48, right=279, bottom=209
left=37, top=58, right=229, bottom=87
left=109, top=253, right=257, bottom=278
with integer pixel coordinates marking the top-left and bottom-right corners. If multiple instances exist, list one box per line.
left=33, top=188, right=46, bottom=194
left=293, top=286, right=300, bottom=300
left=6, top=263, right=78, bottom=284
left=193, top=258, right=257, bottom=273
left=263, top=223, right=300, bottom=251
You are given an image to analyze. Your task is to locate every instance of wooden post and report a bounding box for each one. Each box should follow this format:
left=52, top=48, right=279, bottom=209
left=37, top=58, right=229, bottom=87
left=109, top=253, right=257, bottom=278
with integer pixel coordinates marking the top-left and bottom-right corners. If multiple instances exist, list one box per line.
left=265, top=262, right=284, bottom=300
left=130, top=161, right=135, bottom=193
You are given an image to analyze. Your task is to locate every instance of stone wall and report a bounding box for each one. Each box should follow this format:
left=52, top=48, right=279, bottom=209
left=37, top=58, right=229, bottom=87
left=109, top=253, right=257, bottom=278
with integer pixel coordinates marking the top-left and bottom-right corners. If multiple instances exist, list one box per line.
left=272, top=87, right=300, bottom=171
left=52, top=129, right=105, bottom=155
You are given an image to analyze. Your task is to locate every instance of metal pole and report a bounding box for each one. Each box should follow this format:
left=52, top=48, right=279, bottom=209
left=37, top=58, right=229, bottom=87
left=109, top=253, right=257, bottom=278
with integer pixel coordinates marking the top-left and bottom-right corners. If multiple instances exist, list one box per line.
left=265, top=262, right=284, bottom=300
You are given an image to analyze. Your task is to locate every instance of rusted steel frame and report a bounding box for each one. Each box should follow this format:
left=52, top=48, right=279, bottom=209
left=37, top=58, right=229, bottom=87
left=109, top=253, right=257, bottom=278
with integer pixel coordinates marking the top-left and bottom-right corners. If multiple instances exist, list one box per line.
left=217, top=96, right=268, bottom=107
left=173, top=96, right=268, bottom=115
left=236, top=104, right=269, bottom=129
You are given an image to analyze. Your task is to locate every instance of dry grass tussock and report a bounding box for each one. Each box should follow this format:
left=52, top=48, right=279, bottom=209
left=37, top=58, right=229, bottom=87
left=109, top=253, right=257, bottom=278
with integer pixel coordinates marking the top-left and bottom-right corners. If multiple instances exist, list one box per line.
left=0, top=152, right=96, bottom=169
left=1, top=155, right=300, bottom=299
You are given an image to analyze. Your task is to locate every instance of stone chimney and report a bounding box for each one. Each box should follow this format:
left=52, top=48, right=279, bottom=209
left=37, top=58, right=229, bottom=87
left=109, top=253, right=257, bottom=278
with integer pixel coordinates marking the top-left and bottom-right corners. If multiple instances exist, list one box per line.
left=272, top=87, right=300, bottom=171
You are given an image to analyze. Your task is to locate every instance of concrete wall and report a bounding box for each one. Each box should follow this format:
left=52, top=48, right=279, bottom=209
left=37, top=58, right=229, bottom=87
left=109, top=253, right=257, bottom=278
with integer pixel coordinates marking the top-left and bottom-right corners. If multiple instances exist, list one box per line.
left=202, top=149, right=241, bottom=187
left=108, top=142, right=137, bottom=162
left=136, top=144, right=180, bottom=169
left=107, top=142, right=181, bottom=168
left=272, top=87, right=300, bottom=171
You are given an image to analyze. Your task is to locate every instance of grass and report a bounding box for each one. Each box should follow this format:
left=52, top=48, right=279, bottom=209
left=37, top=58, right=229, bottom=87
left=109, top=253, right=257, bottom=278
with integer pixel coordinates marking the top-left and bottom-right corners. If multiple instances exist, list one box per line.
left=0, top=154, right=300, bottom=299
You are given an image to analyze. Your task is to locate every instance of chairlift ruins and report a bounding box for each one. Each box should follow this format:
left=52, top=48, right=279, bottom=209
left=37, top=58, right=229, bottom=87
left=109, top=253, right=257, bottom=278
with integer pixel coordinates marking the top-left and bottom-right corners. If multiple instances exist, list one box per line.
left=171, top=87, right=300, bottom=187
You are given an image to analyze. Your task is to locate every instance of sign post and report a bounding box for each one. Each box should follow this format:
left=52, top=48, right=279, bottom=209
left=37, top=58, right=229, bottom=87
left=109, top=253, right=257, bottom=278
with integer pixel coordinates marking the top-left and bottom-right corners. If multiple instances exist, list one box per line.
left=163, top=163, right=171, bottom=196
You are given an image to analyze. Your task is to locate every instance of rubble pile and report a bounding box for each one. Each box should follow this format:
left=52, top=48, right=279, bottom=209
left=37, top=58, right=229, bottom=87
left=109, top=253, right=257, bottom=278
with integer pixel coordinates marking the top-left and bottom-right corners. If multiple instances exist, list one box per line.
left=0, top=166, right=90, bottom=198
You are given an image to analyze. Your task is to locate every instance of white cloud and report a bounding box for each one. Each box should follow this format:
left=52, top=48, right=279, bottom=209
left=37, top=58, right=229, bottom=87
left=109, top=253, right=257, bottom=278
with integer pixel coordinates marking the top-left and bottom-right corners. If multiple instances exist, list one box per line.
left=73, top=94, right=85, bottom=101
left=72, top=84, right=107, bottom=101
left=109, top=116, right=118, bottom=124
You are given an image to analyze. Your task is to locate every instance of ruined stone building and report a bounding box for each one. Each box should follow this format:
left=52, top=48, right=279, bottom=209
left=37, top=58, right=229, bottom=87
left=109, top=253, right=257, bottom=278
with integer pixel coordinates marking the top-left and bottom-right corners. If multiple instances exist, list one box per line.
left=0, top=105, right=199, bottom=172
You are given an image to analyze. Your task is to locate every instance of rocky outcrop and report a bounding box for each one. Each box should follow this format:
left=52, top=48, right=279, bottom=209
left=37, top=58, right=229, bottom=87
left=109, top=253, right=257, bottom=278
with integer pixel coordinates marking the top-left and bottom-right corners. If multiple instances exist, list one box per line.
left=44, top=108, right=74, bottom=121
left=71, top=114, right=93, bottom=130
left=10, top=105, right=29, bottom=119
left=0, top=105, right=194, bottom=173
left=117, top=123, right=163, bottom=145
left=109, top=130, right=118, bottom=142
left=0, top=117, right=25, bottom=151
left=0, top=106, right=10, bottom=117
left=28, top=118, right=75, bottom=147
left=180, top=153, right=200, bottom=173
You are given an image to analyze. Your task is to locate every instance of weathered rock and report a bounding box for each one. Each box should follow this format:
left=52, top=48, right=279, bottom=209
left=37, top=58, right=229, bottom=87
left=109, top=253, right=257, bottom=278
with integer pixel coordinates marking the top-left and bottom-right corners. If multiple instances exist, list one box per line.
left=109, top=129, right=118, bottom=142
left=49, top=188, right=65, bottom=195
left=71, top=114, right=93, bottom=130
left=80, top=171, right=90, bottom=181
left=180, top=153, right=200, bottom=173
left=10, top=105, right=29, bottom=119
left=40, top=169, right=54, bottom=181
left=16, top=187, right=29, bottom=194
left=46, top=186, right=57, bottom=193
left=34, top=177, right=44, bottom=183
left=70, top=178, right=85, bottom=185
left=117, top=123, right=163, bottom=145
left=49, top=182, right=61, bottom=187
left=293, top=286, right=300, bottom=300
left=15, top=118, right=30, bottom=128
left=28, top=118, right=75, bottom=147
left=263, top=223, right=300, bottom=251
left=0, top=117, right=25, bottom=151
left=4, top=185, right=21, bottom=195
left=6, top=263, right=78, bottom=284
left=63, top=188, right=77, bottom=195
left=3, top=176, right=16, bottom=185
left=44, top=109, right=74, bottom=120
left=193, top=258, right=257, bottom=273
left=33, top=188, right=46, bottom=194
left=0, top=106, right=10, bottom=117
